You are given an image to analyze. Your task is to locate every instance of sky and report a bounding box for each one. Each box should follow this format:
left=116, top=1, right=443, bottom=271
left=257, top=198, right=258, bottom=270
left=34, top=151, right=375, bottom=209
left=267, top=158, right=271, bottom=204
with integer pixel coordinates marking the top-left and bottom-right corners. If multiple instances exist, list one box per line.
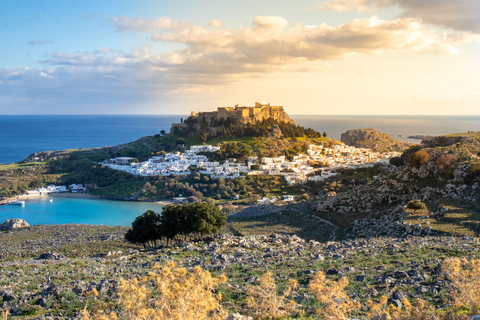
left=0, top=0, right=479, bottom=115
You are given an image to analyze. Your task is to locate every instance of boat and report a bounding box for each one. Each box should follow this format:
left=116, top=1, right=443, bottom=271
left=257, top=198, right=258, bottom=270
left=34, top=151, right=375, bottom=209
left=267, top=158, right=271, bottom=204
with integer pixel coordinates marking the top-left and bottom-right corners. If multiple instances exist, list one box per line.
left=9, top=200, right=25, bottom=206
left=49, top=199, right=53, bottom=202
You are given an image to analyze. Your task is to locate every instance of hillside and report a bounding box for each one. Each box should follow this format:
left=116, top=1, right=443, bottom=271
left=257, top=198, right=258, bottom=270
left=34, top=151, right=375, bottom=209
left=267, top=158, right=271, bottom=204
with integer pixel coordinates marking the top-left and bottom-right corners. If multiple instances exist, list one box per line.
left=316, top=137, right=480, bottom=239
left=1, top=223, right=480, bottom=319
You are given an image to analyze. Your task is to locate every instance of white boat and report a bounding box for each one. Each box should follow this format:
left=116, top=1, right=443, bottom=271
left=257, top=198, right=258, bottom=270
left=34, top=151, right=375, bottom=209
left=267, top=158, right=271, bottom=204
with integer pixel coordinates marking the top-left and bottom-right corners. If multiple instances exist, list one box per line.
left=49, top=199, right=53, bottom=202
left=9, top=200, right=25, bottom=206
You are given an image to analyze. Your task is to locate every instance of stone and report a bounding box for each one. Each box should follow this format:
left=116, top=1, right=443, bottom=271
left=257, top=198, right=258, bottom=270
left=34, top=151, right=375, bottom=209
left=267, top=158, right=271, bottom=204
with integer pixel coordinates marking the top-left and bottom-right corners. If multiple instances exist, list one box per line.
left=224, top=313, right=253, bottom=320
left=37, top=252, right=65, bottom=260
left=0, top=219, right=30, bottom=231
left=1, top=289, right=16, bottom=302
left=268, top=125, right=283, bottom=139
left=393, top=290, right=407, bottom=300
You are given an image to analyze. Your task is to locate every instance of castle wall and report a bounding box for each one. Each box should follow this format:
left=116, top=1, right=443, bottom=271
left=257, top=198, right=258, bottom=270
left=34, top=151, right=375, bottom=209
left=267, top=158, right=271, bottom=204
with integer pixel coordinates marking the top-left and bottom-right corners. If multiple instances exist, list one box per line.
left=170, top=102, right=294, bottom=133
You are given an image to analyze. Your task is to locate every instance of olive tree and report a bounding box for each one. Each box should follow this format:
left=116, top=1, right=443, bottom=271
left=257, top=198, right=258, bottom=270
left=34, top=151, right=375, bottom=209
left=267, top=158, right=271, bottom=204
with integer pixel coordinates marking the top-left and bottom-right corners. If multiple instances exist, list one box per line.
left=124, top=210, right=162, bottom=248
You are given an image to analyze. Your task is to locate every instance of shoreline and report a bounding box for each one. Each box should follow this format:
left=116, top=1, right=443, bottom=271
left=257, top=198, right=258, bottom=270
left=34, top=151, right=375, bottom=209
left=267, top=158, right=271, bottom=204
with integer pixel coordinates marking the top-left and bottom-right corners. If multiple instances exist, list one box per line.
left=3, top=193, right=174, bottom=205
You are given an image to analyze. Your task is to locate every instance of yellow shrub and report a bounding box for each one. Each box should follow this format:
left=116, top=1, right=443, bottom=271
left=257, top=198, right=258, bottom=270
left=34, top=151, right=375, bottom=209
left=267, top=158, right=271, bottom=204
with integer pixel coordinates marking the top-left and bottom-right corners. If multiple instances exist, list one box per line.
left=1, top=309, right=9, bottom=320
left=443, top=258, right=480, bottom=315
left=81, top=262, right=227, bottom=320
left=308, top=271, right=358, bottom=320
left=245, top=272, right=298, bottom=319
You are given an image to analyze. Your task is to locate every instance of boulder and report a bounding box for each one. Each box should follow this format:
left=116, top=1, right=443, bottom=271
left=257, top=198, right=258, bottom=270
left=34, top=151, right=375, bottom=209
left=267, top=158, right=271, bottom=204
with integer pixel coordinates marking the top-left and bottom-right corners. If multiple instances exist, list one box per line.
left=268, top=124, right=283, bottom=139
left=0, top=219, right=30, bottom=231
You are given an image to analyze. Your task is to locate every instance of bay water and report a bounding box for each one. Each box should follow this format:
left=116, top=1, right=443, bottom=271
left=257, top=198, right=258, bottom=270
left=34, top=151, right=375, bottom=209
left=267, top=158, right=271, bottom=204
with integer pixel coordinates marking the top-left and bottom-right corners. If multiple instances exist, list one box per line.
left=0, top=196, right=163, bottom=227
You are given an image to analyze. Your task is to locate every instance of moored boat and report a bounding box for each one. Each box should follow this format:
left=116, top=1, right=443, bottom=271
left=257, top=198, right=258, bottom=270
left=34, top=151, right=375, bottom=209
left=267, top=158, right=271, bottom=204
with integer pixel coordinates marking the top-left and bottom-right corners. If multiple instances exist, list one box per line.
left=9, top=200, right=25, bottom=206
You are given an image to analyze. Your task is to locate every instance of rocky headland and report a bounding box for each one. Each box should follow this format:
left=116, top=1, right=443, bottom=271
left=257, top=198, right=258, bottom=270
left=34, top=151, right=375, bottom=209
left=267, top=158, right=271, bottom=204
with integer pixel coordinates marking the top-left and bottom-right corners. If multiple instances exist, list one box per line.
left=341, top=128, right=412, bottom=152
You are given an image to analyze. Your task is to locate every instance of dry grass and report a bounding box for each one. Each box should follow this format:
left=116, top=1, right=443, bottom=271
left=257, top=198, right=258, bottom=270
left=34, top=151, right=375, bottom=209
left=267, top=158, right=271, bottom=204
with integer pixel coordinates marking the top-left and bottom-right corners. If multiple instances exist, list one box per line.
left=245, top=272, right=299, bottom=319
left=309, top=271, right=359, bottom=320
left=81, top=261, right=227, bottom=320
left=1, top=309, right=9, bottom=320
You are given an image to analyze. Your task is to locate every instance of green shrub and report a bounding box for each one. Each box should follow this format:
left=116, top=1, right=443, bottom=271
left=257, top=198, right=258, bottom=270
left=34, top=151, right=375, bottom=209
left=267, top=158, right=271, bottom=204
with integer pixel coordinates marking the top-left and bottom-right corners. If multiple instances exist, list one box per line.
left=389, top=156, right=404, bottom=167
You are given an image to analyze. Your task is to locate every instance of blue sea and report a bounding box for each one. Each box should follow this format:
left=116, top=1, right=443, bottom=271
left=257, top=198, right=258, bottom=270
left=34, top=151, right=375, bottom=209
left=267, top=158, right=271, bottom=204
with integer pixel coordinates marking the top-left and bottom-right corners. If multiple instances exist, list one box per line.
left=0, top=114, right=478, bottom=226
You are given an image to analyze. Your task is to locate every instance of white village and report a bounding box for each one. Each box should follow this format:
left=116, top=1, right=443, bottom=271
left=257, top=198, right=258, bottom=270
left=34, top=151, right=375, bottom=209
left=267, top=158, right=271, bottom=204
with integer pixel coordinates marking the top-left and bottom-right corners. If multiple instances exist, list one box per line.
left=102, top=143, right=401, bottom=186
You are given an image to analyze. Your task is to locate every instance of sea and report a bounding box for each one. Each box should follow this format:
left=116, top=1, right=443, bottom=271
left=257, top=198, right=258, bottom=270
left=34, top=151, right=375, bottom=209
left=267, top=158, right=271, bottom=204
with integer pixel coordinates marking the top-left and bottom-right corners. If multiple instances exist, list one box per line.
left=0, top=114, right=478, bottom=226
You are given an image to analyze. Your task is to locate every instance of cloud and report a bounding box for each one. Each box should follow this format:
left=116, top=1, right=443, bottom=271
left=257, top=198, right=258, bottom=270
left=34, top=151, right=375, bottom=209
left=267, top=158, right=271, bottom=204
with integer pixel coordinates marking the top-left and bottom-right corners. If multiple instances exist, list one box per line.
left=311, top=0, right=480, bottom=33
left=3, top=14, right=477, bottom=113
left=28, top=40, right=53, bottom=45
left=110, top=16, right=189, bottom=32
left=208, top=19, right=224, bottom=27
left=146, top=15, right=465, bottom=76
left=33, top=15, right=470, bottom=89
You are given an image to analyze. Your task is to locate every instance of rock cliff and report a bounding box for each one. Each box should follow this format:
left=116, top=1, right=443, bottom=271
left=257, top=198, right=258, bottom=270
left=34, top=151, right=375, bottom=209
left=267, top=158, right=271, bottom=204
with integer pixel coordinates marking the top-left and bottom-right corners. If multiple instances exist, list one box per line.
left=341, top=128, right=412, bottom=152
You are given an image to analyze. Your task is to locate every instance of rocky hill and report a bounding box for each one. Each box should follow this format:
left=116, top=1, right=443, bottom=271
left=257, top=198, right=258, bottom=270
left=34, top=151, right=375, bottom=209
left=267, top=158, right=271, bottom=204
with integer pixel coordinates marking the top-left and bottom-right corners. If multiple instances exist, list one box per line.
left=317, top=137, right=480, bottom=238
left=341, top=128, right=412, bottom=152
left=421, top=131, right=480, bottom=147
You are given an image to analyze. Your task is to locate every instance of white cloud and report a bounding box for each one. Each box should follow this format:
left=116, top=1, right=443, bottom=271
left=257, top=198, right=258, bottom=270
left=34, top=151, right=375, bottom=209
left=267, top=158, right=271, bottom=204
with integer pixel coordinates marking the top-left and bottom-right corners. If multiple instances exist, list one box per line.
left=208, top=19, right=224, bottom=27
left=110, top=16, right=190, bottom=32
left=311, top=0, right=480, bottom=33
left=32, top=15, right=470, bottom=90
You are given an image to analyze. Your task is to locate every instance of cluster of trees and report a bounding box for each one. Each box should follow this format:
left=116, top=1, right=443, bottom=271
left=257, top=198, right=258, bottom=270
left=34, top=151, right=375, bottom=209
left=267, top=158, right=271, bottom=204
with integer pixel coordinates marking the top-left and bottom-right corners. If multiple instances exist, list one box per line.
left=125, top=203, right=227, bottom=247
left=161, top=174, right=285, bottom=201
left=243, top=118, right=324, bottom=139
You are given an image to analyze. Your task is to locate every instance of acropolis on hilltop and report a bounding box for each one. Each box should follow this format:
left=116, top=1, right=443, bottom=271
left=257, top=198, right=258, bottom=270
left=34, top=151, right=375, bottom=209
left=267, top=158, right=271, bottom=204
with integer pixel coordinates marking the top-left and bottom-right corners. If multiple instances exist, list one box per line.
left=170, top=102, right=295, bottom=133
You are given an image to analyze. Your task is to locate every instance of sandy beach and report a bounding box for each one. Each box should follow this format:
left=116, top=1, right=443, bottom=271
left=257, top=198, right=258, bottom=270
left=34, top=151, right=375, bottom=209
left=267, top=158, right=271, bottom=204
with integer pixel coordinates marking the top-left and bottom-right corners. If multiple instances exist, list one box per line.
left=48, top=193, right=101, bottom=200
left=155, top=200, right=174, bottom=206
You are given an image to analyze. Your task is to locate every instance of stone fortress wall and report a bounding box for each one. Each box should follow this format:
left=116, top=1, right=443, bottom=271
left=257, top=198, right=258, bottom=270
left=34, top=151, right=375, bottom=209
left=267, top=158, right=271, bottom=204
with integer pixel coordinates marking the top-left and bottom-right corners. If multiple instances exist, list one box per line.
left=171, top=102, right=294, bottom=133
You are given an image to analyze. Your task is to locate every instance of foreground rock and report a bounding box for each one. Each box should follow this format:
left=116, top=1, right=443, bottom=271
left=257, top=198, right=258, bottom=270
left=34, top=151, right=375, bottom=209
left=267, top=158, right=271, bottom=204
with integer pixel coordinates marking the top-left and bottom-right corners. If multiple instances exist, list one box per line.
left=341, top=128, right=412, bottom=152
left=0, top=219, right=29, bottom=231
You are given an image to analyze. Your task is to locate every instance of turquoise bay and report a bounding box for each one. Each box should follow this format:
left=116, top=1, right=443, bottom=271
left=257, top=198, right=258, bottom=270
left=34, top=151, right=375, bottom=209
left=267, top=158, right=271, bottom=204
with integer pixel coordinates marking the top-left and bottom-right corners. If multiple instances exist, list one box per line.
left=0, top=197, right=163, bottom=226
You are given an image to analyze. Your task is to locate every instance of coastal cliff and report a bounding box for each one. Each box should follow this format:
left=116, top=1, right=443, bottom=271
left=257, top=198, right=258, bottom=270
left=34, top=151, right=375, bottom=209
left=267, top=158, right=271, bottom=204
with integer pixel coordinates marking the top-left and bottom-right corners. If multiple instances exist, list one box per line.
left=341, top=128, right=412, bottom=152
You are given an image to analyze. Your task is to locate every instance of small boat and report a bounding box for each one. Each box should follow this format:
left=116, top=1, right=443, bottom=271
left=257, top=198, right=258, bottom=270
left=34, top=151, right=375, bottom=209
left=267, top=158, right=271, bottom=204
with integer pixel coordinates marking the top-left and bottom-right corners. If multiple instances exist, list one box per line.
left=49, top=199, right=53, bottom=202
left=9, top=200, right=25, bottom=206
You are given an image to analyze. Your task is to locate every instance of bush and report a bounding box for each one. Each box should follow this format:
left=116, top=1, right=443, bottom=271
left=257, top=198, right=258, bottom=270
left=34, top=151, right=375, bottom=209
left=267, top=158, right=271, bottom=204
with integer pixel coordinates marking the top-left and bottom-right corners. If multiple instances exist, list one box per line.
left=406, top=200, right=427, bottom=213
left=401, top=145, right=424, bottom=163
left=435, top=153, right=458, bottom=171
left=470, top=162, right=480, bottom=177
left=245, top=272, right=298, bottom=319
left=389, top=156, right=404, bottom=167
left=309, top=271, right=358, bottom=320
left=409, top=150, right=430, bottom=168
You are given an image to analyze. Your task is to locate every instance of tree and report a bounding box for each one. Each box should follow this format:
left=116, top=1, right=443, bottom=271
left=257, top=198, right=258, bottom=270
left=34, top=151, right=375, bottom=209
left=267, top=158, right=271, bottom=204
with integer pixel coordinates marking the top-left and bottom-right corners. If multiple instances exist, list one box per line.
left=409, top=150, right=430, bottom=168
left=160, top=203, right=226, bottom=243
left=323, top=132, right=327, bottom=137
left=125, top=210, right=162, bottom=248
left=160, top=129, right=166, bottom=135
left=188, top=203, right=227, bottom=238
